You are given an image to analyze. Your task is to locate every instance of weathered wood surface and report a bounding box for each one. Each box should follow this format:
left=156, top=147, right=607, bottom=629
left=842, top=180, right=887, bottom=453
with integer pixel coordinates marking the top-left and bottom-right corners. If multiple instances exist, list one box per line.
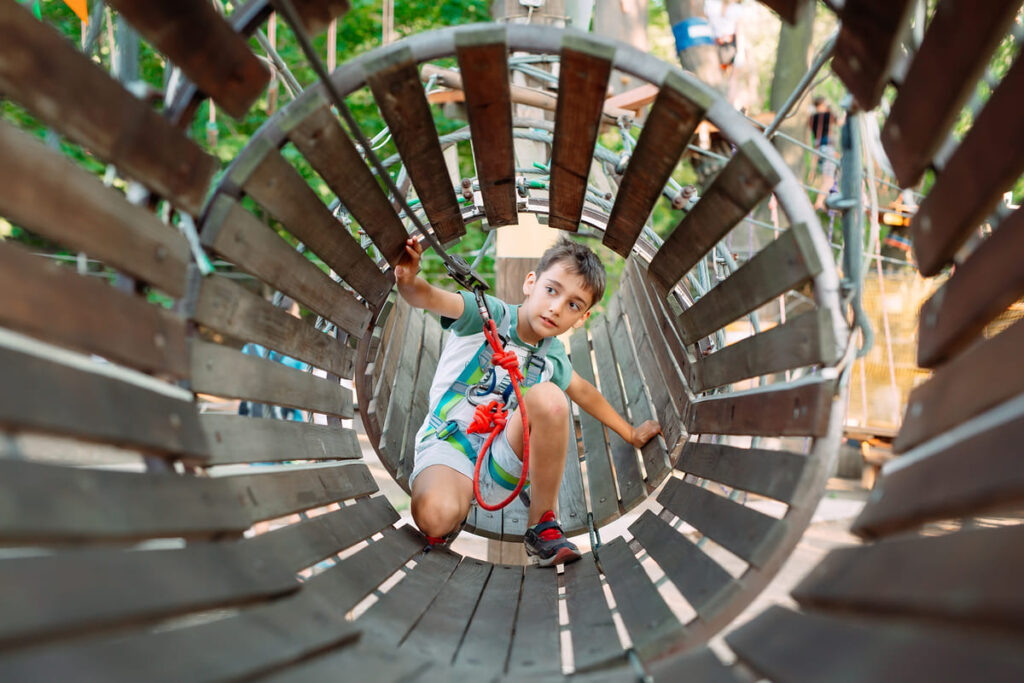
left=688, top=377, right=835, bottom=438
left=378, top=308, right=424, bottom=469
left=658, top=477, right=786, bottom=568
left=507, top=566, right=561, bottom=673
left=401, top=558, right=492, bottom=660
left=0, top=241, right=188, bottom=378
left=911, top=53, right=1024, bottom=277
left=604, top=72, right=707, bottom=256
left=365, top=47, right=465, bottom=243
left=677, top=440, right=806, bottom=504
left=105, top=0, right=269, bottom=119
left=632, top=259, right=697, bottom=382
left=197, top=414, right=361, bottom=466
left=0, top=2, right=216, bottom=215
left=0, top=460, right=248, bottom=542
left=259, top=643, right=429, bottom=683
left=242, top=149, right=390, bottom=307
left=916, top=206, right=1024, bottom=368
left=193, top=274, right=354, bottom=379
left=367, top=299, right=412, bottom=437
left=557, top=403, right=589, bottom=537
left=564, top=554, right=623, bottom=670
left=0, top=120, right=191, bottom=297
left=831, top=0, right=916, bottom=111
left=455, top=564, right=524, bottom=669
left=456, top=27, right=517, bottom=228
left=547, top=35, right=614, bottom=232
left=224, top=463, right=377, bottom=523
left=398, top=315, right=442, bottom=486
left=290, top=0, right=352, bottom=36
left=189, top=340, right=352, bottom=418
left=648, top=646, right=745, bottom=683
left=881, top=0, right=1021, bottom=187
left=648, top=140, right=780, bottom=296
left=287, top=105, right=408, bottom=267
left=201, top=196, right=372, bottom=337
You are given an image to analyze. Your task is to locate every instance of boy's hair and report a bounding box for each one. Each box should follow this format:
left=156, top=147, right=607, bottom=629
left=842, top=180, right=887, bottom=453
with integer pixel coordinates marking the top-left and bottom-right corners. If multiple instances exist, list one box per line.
left=812, top=95, right=826, bottom=107
left=535, top=237, right=606, bottom=306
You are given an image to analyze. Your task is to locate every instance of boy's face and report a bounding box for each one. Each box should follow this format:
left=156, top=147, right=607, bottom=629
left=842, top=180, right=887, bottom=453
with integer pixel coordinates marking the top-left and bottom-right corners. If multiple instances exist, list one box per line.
left=520, top=261, right=594, bottom=342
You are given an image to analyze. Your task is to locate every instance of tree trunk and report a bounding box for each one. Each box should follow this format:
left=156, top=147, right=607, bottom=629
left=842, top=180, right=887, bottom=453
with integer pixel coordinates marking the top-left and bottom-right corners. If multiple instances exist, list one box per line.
left=768, top=0, right=815, bottom=175
left=593, top=0, right=648, bottom=94
left=664, top=0, right=722, bottom=91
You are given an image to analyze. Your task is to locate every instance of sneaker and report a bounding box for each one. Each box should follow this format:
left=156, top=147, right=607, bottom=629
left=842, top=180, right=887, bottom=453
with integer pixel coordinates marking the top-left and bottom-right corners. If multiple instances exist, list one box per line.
left=524, top=511, right=581, bottom=567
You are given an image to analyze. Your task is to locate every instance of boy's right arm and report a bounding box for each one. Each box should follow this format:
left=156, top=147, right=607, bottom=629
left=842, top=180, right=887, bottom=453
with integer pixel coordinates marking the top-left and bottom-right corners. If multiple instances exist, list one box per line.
left=394, top=237, right=465, bottom=320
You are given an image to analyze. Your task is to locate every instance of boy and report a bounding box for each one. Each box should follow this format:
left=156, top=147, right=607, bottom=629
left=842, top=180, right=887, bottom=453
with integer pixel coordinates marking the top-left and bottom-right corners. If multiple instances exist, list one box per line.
left=395, top=236, right=661, bottom=566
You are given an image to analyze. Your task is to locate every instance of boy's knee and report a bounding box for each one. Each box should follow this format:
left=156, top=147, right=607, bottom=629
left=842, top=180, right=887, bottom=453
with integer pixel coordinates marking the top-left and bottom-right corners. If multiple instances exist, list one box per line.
left=525, top=382, right=569, bottom=422
left=411, top=490, right=465, bottom=537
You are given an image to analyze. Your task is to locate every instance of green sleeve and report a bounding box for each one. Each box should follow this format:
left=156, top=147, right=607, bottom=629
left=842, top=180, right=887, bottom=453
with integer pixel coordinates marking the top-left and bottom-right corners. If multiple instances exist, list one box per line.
left=442, top=291, right=507, bottom=336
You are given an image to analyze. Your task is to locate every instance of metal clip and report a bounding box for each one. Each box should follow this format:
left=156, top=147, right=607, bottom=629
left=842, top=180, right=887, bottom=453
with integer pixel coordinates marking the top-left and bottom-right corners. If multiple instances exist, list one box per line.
left=436, top=420, right=459, bottom=440
left=445, top=254, right=489, bottom=293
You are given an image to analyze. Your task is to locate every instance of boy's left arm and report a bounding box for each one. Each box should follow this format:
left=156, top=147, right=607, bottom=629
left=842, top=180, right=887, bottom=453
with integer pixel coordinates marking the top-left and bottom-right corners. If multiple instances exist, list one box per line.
left=565, top=370, right=661, bottom=448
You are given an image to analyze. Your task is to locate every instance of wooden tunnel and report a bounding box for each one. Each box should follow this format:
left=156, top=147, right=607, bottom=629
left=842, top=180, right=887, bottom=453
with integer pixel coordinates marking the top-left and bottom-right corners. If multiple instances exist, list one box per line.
left=0, top=0, right=1022, bottom=680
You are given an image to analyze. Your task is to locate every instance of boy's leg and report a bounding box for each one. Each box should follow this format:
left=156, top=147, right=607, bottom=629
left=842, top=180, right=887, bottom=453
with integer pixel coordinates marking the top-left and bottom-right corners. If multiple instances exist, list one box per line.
left=410, top=464, right=473, bottom=539
left=503, top=382, right=570, bottom=526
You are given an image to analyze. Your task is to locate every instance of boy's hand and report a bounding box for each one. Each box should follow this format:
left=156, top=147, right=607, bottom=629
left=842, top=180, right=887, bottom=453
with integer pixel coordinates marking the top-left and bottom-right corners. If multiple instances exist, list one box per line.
left=394, top=237, right=422, bottom=288
left=629, top=420, right=661, bottom=448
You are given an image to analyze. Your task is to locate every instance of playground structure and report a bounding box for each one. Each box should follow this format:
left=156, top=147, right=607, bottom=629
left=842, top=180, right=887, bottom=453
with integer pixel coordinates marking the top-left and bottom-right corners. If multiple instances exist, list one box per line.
left=0, top=0, right=1023, bottom=680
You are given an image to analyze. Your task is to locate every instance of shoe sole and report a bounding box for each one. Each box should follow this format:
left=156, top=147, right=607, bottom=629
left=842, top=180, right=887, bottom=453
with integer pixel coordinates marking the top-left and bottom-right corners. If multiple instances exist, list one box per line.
left=531, top=545, right=581, bottom=567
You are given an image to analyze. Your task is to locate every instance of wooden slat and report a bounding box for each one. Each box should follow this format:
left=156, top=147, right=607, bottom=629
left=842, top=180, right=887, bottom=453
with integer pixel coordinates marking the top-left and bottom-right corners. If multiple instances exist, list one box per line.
left=197, top=414, right=360, bottom=466
left=189, top=340, right=352, bottom=418
left=692, top=308, right=842, bottom=391
left=0, top=2, right=217, bottom=214
left=658, top=477, right=786, bottom=568
left=260, top=643, right=432, bottom=683
left=599, top=538, right=685, bottom=659
left=894, top=318, right=1024, bottom=453
left=0, top=119, right=190, bottom=297
left=831, top=0, right=916, bottom=111
left=628, top=510, right=736, bottom=618
left=224, top=463, right=378, bottom=524
left=0, top=343, right=207, bottom=461
left=557, top=404, right=590, bottom=537
left=365, top=47, right=465, bottom=243
left=794, top=525, right=1024, bottom=628
left=507, top=566, right=561, bottom=674
left=881, top=0, right=1021, bottom=187
left=105, top=0, right=269, bottom=119
left=911, top=53, right=1024, bottom=277
left=398, top=315, right=442, bottom=486
left=291, top=0, right=351, bottom=36
left=401, top=558, right=493, bottom=661
left=456, top=27, right=517, bottom=228
left=917, top=206, right=1024, bottom=368
left=570, top=328, right=619, bottom=525
left=727, top=605, right=1024, bottom=683
left=0, top=241, right=188, bottom=378
left=378, top=309, right=425, bottom=471
left=193, top=274, right=354, bottom=379
left=677, top=222, right=823, bottom=344
left=564, top=554, right=623, bottom=670
left=688, top=377, right=835, bottom=438
left=200, top=196, right=372, bottom=337
left=455, top=564, right=524, bottom=669
left=676, top=441, right=806, bottom=504
left=0, top=460, right=249, bottom=543
left=242, top=149, right=390, bottom=307
left=604, top=71, right=708, bottom=256
left=853, top=406, right=1024, bottom=538
left=648, top=646, right=744, bottom=683
left=632, top=259, right=698, bottom=381
left=547, top=35, right=614, bottom=232
left=648, top=140, right=781, bottom=296
left=367, top=300, right=412, bottom=438
left=287, top=105, right=408, bottom=267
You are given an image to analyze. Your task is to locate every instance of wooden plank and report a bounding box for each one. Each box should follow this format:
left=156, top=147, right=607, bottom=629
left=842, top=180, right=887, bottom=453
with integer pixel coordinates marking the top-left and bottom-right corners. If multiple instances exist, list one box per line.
left=648, top=140, right=780, bottom=296
left=894, top=318, right=1024, bottom=453
left=287, top=105, right=408, bottom=267
left=648, top=646, right=744, bottom=683
left=727, top=605, right=1024, bottom=683
left=365, top=47, right=465, bottom=243
left=564, top=554, right=623, bottom=670
left=911, top=53, right=1024, bottom=277
left=401, top=558, right=493, bottom=661
left=193, top=274, right=354, bottom=379
left=604, top=71, right=708, bottom=256
left=0, top=2, right=216, bottom=214
left=569, top=328, right=618, bottom=525
left=105, top=0, right=269, bottom=119
left=692, top=308, right=842, bottom=391
left=398, top=315, right=442, bottom=486
left=367, top=300, right=412, bottom=438
left=0, top=241, right=188, bottom=378
left=507, top=566, right=561, bottom=674
left=657, top=478, right=786, bottom=568
left=197, top=414, right=360, bottom=466
left=291, top=0, right=351, bottom=36
left=455, top=564, right=524, bottom=669
left=242, top=149, right=390, bottom=307
left=0, top=460, right=249, bottom=543
left=688, top=377, right=835, bottom=438
left=599, top=537, right=685, bottom=660
left=557, top=403, right=590, bottom=537
left=853, top=408, right=1024, bottom=538
left=832, top=0, right=916, bottom=111
left=260, top=643, right=430, bottom=683
left=378, top=309, right=425, bottom=472
left=676, top=441, right=807, bottom=504
left=881, top=0, right=1021, bottom=187
left=677, top=222, right=823, bottom=344
left=0, top=119, right=190, bottom=296
left=189, top=340, right=352, bottom=418
left=201, top=197, right=372, bottom=337
left=456, top=27, right=517, bottom=228
left=224, top=463, right=377, bottom=524
left=632, top=259, right=698, bottom=382
left=628, top=510, right=736, bottom=618
left=0, top=343, right=208, bottom=460
left=917, top=206, right=1024, bottom=368
left=793, top=525, right=1024, bottom=628
left=547, top=35, right=614, bottom=232
left=591, top=318, right=646, bottom=509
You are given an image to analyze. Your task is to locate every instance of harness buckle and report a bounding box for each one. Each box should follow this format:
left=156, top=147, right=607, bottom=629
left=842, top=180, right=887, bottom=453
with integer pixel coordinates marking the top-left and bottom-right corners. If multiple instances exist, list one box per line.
left=436, top=420, right=460, bottom=440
